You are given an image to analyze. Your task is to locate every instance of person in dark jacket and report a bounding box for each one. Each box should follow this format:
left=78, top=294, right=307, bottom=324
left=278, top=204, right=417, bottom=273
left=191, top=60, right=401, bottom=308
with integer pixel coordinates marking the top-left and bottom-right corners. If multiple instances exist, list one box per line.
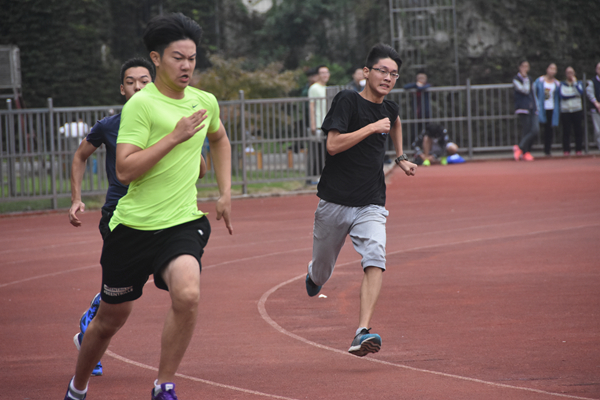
left=585, top=62, right=600, bottom=150
left=560, top=66, right=584, bottom=155
left=512, top=60, right=539, bottom=161
left=404, top=71, right=431, bottom=142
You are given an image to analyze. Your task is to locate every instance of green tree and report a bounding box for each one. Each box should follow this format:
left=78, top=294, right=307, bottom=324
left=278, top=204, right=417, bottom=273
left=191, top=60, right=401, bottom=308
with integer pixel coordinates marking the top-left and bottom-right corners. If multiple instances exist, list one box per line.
left=0, top=0, right=119, bottom=107
left=196, top=55, right=300, bottom=100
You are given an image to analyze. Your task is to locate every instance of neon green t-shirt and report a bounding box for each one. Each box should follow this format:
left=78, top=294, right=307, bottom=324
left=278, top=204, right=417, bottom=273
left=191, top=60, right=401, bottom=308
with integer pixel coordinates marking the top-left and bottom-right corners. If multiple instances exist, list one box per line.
left=109, top=83, right=220, bottom=231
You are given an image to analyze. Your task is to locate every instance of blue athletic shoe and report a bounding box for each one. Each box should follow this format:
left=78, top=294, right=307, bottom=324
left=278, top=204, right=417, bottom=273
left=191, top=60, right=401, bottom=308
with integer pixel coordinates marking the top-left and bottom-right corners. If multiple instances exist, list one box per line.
left=74, top=293, right=103, bottom=376
left=79, top=293, right=101, bottom=334
left=348, top=328, right=381, bottom=357
left=305, top=273, right=322, bottom=297
left=73, top=333, right=103, bottom=376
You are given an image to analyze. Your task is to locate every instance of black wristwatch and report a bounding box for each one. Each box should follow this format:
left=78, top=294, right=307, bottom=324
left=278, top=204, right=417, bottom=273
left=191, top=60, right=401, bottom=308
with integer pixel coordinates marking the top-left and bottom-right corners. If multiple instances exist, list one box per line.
left=394, top=154, right=408, bottom=165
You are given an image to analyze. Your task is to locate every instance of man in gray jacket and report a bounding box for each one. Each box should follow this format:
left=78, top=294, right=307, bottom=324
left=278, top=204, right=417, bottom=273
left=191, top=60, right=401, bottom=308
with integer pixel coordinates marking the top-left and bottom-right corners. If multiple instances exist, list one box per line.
left=585, top=62, right=600, bottom=149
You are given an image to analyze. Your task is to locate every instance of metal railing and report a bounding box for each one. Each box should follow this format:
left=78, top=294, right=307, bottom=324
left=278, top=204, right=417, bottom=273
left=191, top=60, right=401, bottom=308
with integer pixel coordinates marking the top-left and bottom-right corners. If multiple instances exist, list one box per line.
left=1, top=80, right=596, bottom=209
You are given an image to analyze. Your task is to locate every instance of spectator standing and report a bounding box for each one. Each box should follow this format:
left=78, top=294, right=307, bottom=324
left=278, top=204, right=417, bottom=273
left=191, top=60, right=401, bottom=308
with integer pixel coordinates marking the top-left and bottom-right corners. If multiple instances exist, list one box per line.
left=559, top=66, right=584, bottom=155
left=60, top=119, right=90, bottom=153
left=534, top=63, right=560, bottom=155
left=403, top=71, right=431, bottom=142
left=301, top=67, right=319, bottom=97
left=346, top=67, right=365, bottom=92
left=512, top=60, right=539, bottom=161
left=585, top=62, right=600, bottom=150
left=307, top=65, right=330, bottom=184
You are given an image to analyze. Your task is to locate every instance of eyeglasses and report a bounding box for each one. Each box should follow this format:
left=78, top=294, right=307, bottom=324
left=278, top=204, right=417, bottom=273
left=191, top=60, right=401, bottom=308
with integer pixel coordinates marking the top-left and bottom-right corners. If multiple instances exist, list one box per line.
left=370, top=67, right=399, bottom=80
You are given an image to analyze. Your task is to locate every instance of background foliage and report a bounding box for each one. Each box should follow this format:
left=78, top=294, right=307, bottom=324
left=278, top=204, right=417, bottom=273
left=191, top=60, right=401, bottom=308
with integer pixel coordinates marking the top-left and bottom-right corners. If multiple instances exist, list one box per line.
left=0, top=0, right=598, bottom=107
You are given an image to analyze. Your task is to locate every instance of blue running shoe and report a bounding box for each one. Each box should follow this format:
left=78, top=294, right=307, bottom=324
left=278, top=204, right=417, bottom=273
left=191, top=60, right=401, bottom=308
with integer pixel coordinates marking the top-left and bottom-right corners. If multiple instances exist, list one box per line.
left=348, top=328, right=381, bottom=357
left=305, top=273, right=322, bottom=297
left=79, top=293, right=101, bottom=334
left=73, top=333, right=103, bottom=376
left=152, top=382, right=179, bottom=400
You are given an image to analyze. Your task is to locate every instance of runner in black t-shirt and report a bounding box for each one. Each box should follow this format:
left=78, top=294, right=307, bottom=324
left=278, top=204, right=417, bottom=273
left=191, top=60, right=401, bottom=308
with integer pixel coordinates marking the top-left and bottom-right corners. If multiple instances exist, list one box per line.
left=305, top=44, right=417, bottom=357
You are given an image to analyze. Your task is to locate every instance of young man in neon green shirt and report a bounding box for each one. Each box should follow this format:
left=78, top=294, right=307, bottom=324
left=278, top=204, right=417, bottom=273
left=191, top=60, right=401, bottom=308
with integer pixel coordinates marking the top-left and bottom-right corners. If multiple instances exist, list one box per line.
left=64, top=13, right=232, bottom=400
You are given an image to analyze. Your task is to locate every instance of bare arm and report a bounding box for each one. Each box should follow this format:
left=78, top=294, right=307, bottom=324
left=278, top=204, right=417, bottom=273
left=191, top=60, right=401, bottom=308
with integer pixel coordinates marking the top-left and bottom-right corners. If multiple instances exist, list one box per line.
left=116, top=109, right=207, bottom=185
left=326, top=118, right=390, bottom=156
left=69, top=140, right=98, bottom=227
left=208, top=121, right=233, bottom=235
left=309, top=100, right=316, bottom=133
left=199, top=155, right=207, bottom=179
left=389, top=116, right=417, bottom=176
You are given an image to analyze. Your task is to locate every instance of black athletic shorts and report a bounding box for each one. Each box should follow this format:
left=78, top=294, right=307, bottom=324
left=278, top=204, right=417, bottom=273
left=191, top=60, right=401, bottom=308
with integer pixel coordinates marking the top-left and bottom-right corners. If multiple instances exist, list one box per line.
left=99, top=216, right=211, bottom=304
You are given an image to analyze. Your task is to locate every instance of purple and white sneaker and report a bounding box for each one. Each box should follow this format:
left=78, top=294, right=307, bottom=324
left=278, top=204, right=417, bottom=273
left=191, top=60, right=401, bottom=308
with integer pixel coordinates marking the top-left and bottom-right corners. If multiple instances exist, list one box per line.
left=151, top=382, right=179, bottom=400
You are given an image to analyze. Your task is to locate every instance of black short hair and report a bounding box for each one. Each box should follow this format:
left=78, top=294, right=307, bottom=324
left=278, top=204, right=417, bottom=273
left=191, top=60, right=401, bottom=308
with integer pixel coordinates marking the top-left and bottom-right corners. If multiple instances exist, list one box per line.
left=315, top=64, right=328, bottom=73
left=305, top=67, right=318, bottom=77
left=519, top=60, right=529, bottom=67
left=120, top=58, right=155, bottom=84
left=365, top=44, right=402, bottom=70
left=425, top=123, right=446, bottom=139
left=416, top=70, right=427, bottom=76
left=143, top=12, right=203, bottom=55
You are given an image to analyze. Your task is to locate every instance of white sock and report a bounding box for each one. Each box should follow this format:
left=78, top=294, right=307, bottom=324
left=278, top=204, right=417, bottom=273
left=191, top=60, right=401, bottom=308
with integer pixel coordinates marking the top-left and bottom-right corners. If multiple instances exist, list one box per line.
left=154, top=379, right=161, bottom=394
left=356, top=327, right=368, bottom=336
left=69, top=377, right=88, bottom=395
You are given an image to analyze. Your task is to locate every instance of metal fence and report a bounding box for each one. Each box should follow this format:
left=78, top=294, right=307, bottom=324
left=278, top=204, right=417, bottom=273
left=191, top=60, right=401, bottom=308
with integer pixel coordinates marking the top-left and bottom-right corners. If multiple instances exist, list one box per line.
left=1, top=80, right=596, bottom=209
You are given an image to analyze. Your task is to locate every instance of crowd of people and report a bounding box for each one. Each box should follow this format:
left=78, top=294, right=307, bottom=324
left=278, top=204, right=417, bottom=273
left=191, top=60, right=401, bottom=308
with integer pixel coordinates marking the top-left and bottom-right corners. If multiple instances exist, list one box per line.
left=302, top=59, right=600, bottom=168
left=512, top=61, right=600, bottom=161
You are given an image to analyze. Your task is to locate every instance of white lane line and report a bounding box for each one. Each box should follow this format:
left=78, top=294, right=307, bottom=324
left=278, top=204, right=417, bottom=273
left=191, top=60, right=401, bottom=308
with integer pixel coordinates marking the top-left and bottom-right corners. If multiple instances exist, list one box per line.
left=0, top=264, right=98, bottom=288
left=257, top=224, right=600, bottom=400
left=105, top=350, right=298, bottom=400
left=0, top=239, right=99, bottom=255
left=203, top=247, right=311, bottom=270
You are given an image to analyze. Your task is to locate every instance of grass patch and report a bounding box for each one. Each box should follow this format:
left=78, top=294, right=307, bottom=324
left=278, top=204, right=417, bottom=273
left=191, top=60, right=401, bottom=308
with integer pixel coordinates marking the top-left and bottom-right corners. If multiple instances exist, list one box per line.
left=0, top=194, right=105, bottom=214
left=0, top=181, right=311, bottom=214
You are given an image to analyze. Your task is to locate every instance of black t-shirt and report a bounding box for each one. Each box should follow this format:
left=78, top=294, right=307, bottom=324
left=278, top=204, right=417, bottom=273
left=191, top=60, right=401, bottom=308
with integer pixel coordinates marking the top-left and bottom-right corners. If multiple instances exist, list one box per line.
left=317, top=90, right=399, bottom=207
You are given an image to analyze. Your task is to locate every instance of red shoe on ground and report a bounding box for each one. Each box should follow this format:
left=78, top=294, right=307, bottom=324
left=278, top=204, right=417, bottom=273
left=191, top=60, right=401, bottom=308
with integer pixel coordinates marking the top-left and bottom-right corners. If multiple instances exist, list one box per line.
left=523, top=152, right=534, bottom=161
left=513, top=145, right=523, bottom=161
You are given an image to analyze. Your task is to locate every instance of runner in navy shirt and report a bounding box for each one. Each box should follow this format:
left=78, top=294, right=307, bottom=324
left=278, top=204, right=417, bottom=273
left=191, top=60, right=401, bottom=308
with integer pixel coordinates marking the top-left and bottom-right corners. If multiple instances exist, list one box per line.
left=69, top=58, right=156, bottom=238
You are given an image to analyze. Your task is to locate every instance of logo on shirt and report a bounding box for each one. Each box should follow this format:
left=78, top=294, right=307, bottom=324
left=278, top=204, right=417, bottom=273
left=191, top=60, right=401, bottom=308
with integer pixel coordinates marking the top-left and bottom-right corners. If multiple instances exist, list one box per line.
left=192, top=104, right=199, bottom=108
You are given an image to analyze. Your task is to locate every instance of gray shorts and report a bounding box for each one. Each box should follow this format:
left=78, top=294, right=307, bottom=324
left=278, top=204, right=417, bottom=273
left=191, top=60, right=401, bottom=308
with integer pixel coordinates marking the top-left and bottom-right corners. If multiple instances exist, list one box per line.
left=309, top=200, right=389, bottom=286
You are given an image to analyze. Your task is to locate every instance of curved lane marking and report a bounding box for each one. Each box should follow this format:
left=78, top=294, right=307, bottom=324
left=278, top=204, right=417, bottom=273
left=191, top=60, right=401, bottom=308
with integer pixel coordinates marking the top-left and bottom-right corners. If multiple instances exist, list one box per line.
left=257, top=223, right=600, bottom=400
left=105, top=350, right=298, bottom=400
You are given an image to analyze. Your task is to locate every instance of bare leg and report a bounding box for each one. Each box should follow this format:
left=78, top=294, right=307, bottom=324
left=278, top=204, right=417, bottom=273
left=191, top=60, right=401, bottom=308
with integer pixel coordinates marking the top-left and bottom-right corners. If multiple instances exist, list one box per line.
left=72, top=301, right=133, bottom=390
left=358, top=266, right=383, bottom=328
left=157, top=255, right=201, bottom=384
left=422, top=135, right=432, bottom=158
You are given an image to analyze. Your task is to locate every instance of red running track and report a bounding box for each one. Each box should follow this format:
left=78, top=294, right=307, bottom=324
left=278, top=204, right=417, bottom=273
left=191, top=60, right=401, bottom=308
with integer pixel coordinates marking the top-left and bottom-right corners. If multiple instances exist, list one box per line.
left=1, top=157, right=599, bottom=399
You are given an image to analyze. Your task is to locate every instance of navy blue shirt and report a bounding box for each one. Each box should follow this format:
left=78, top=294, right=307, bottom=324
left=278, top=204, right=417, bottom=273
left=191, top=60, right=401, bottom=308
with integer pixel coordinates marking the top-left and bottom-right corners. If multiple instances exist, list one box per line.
left=85, top=114, right=128, bottom=210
